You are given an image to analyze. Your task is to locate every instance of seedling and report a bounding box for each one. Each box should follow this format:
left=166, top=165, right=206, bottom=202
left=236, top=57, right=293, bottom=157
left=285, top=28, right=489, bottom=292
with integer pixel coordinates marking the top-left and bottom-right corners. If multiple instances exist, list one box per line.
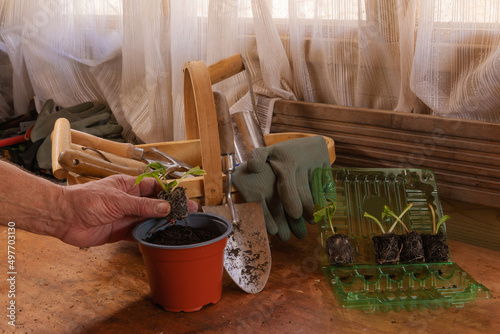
left=363, top=204, right=413, bottom=265
left=134, top=161, right=206, bottom=194
left=428, top=204, right=451, bottom=235
left=363, top=203, right=413, bottom=234
left=314, top=198, right=337, bottom=234
left=314, top=198, right=354, bottom=265
left=423, top=204, right=451, bottom=262
left=135, top=162, right=206, bottom=229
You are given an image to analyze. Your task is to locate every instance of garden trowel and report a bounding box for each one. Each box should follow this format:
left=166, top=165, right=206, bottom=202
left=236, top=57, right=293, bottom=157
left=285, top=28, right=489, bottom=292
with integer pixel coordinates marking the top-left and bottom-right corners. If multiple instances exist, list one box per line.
left=203, top=91, right=271, bottom=294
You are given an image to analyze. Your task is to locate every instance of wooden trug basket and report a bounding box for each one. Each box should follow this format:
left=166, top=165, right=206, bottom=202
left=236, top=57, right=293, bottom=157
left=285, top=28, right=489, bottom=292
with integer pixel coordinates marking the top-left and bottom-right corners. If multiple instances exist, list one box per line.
left=64, top=54, right=336, bottom=206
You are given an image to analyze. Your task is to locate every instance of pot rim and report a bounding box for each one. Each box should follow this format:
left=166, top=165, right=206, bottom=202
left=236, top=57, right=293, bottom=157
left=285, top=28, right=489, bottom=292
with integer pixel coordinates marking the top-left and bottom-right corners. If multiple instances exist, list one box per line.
left=133, top=212, right=233, bottom=250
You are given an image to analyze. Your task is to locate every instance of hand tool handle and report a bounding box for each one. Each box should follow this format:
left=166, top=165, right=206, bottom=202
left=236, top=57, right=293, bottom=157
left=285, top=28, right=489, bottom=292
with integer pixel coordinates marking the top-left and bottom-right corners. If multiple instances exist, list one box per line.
left=71, top=129, right=144, bottom=161
left=213, top=91, right=238, bottom=222
left=51, top=118, right=71, bottom=179
left=58, top=149, right=144, bottom=178
left=213, top=91, right=235, bottom=156
left=70, top=143, right=148, bottom=171
left=208, top=54, right=245, bottom=85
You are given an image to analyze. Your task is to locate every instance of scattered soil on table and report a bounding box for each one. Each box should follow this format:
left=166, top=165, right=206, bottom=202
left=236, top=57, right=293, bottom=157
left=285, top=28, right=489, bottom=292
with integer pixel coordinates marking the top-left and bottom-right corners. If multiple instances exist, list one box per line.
left=145, top=224, right=221, bottom=246
left=325, top=234, right=354, bottom=265
left=372, top=233, right=401, bottom=264
left=399, top=231, right=425, bottom=263
left=422, top=232, right=449, bottom=262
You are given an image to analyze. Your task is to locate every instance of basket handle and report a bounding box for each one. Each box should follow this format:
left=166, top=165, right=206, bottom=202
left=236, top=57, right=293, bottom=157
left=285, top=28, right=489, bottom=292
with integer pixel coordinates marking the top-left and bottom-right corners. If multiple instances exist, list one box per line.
left=183, top=54, right=245, bottom=205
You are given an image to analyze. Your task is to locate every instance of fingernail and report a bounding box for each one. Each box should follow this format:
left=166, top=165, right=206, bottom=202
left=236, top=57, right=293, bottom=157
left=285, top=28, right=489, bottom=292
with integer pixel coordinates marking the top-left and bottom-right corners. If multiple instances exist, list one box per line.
left=155, top=202, right=170, bottom=214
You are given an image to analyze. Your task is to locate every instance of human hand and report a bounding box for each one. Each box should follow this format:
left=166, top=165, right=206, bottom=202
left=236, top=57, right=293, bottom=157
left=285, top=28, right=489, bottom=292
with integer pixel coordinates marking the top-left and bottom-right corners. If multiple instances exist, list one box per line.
left=247, top=136, right=331, bottom=223
left=53, top=174, right=198, bottom=247
left=232, top=162, right=308, bottom=241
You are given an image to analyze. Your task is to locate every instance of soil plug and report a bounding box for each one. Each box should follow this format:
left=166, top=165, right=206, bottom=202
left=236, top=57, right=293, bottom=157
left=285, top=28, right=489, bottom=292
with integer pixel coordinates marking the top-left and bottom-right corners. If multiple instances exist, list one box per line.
left=364, top=204, right=413, bottom=265
left=422, top=204, right=451, bottom=262
left=381, top=204, right=425, bottom=263
left=134, top=162, right=210, bottom=245
left=314, top=198, right=354, bottom=265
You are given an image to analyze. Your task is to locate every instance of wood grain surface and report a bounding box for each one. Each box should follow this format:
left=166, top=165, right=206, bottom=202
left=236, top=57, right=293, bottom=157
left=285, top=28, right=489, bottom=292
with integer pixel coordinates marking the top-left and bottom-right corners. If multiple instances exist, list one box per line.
left=1, top=222, right=498, bottom=334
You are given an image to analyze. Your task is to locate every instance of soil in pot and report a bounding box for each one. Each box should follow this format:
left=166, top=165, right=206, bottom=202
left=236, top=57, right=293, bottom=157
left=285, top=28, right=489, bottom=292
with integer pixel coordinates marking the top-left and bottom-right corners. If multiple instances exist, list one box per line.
left=399, top=231, right=425, bottom=263
left=325, top=234, right=354, bottom=265
left=372, top=233, right=401, bottom=264
left=145, top=225, right=221, bottom=246
left=422, top=232, right=449, bottom=262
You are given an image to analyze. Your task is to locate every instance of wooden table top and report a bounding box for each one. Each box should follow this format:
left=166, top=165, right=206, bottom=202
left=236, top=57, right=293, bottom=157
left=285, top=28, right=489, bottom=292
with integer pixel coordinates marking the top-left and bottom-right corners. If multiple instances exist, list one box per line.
left=2, top=223, right=498, bottom=334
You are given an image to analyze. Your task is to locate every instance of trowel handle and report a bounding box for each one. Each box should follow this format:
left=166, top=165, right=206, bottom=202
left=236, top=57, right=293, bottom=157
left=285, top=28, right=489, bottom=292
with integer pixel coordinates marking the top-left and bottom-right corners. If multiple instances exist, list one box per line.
left=213, top=91, right=235, bottom=156
left=70, top=129, right=144, bottom=161
left=51, top=118, right=71, bottom=179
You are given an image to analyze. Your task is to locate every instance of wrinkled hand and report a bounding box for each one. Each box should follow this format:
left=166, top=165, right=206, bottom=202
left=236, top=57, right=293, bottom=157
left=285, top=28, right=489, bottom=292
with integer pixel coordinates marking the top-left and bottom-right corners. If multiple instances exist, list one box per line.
left=247, top=136, right=331, bottom=223
left=232, top=162, right=308, bottom=241
left=54, top=174, right=198, bottom=248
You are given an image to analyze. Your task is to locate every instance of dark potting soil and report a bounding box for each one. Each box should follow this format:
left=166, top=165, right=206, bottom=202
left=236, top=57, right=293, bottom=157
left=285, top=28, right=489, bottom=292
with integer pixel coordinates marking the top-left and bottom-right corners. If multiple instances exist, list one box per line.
left=422, top=232, right=449, bottom=262
left=145, top=224, right=221, bottom=246
left=399, top=231, right=425, bottom=263
left=158, top=187, right=189, bottom=223
left=325, top=234, right=354, bottom=265
left=372, top=233, right=401, bottom=264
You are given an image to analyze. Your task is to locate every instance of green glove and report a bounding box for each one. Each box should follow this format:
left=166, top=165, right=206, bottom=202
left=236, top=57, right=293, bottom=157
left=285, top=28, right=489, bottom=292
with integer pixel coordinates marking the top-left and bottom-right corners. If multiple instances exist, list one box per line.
left=232, top=162, right=308, bottom=241
left=247, top=136, right=331, bottom=223
left=33, top=100, right=123, bottom=170
left=31, top=99, right=103, bottom=142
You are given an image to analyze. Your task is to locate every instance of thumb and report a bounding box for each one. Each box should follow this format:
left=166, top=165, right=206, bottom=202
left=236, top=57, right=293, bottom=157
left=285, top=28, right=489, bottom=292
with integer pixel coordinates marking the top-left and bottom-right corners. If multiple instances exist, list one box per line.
left=247, top=147, right=271, bottom=173
left=119, top=196, right=171, bottom=218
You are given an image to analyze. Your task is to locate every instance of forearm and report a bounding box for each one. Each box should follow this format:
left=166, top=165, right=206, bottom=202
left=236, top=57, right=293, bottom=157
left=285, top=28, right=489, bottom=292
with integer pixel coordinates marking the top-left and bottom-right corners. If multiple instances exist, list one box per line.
left=0, top=160, right=63, bottom=237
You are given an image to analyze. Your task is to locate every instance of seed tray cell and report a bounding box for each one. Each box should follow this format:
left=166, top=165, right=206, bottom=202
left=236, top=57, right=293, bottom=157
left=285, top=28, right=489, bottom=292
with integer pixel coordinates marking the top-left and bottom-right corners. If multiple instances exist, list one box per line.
left=311, top=167, right=491, bottom=313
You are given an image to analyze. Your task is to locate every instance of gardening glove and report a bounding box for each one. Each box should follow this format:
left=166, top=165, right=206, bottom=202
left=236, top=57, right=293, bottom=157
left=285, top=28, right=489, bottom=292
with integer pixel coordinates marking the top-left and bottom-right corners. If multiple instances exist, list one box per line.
left=33, top=99, right=123, bottom=170
left=232, top=161, right=308, bottom=241
left=247, top=136, right=331, bottom=224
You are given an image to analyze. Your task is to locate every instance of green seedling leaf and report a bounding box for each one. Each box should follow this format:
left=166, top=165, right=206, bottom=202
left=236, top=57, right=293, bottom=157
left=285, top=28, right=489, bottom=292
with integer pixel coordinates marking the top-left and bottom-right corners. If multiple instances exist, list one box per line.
left=134, top=162, right=206, bottom=194
left=436, top=215, right=451, bottom=234
left=364, top=212, right=386, bottom=234
left=382, top=204, right=412, bottom=233
left=313, top=198, right=337, bottom=234
left=428, top=203, right=452, bottom=234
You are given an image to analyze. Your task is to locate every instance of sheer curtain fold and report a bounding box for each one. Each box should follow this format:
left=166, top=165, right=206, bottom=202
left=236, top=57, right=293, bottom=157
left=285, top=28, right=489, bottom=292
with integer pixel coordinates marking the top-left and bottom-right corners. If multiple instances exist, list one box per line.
left=1, top=0, right=500, bottom=141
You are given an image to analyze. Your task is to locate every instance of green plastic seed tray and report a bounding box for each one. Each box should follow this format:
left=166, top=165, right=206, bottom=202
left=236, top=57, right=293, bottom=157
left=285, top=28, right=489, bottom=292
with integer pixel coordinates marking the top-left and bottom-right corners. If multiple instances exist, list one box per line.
left=311, top=167, right=491, bottom=313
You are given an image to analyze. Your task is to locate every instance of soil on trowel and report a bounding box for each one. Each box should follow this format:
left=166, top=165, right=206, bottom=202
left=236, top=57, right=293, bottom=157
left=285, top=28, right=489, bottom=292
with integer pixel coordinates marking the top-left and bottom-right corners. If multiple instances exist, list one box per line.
left=159, top=187, right=189, bottom=222
left=325, top=234, right=354, bottom=265
left=372, top=233, right=401, bottom=264
left=399, top=231, right=425, bottom=263
left=145, top=224, right=221, bottom=246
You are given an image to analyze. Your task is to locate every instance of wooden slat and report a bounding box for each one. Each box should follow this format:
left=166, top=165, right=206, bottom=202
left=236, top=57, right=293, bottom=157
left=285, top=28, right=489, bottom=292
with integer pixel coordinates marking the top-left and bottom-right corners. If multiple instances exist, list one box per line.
left=272, top=100, right=500, bottom=208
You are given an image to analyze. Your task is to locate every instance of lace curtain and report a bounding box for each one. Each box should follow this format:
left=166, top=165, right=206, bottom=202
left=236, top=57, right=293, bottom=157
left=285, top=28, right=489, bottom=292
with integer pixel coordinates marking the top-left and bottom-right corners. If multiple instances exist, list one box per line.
left=1, top=0, right=499, bottom=143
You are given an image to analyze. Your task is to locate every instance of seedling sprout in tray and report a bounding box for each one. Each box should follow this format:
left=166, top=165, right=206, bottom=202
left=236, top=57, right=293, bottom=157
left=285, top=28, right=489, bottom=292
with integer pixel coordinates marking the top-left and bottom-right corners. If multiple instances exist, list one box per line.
left=311, top=167, right=491, bottom=313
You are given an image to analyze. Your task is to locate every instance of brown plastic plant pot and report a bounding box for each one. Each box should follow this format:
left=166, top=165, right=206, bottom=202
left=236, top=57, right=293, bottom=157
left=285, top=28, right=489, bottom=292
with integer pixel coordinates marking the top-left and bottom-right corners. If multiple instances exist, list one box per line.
left=133, top=212, right=233, bottom=312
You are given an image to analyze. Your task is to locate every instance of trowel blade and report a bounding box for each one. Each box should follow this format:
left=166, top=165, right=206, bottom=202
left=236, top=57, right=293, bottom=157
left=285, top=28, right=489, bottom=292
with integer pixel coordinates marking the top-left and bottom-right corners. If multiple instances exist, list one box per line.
left=202, top=202, right=271, bottom=294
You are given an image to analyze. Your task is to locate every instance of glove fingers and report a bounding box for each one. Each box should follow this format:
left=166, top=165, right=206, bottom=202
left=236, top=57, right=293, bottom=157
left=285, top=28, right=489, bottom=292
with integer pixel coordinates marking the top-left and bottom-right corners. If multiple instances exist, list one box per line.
left=287, top=215, right=308, bottom=239
left=267, top=191, right=291, bottom=242
left=72, top=111, right=111, bottom=130
left=275, top=171, right=303, bottom=220
left=258, top=202, right=279, bottom=236
left=72, top=103, right=107, bottom=119
left=247, top=147, right=271, bottom=173
left=296, top=172, right=315, bottom=223
left=84, top=123, right=123, bottom=138
left=35, top=136, right=53, bottom=169
left=62, top=101, right=96, bottom=114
